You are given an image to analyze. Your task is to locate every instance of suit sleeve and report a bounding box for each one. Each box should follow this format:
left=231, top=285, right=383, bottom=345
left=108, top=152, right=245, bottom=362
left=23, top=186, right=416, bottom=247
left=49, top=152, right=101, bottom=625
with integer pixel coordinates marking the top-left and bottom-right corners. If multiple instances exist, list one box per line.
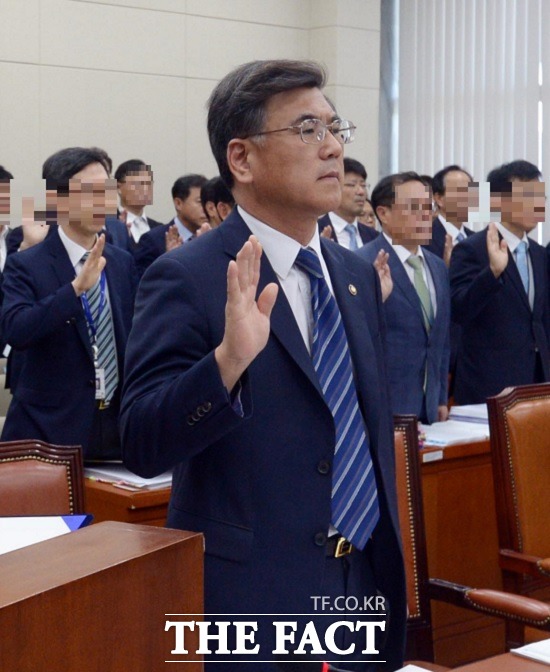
left=134, top=229, right=163, bottom=277
left=120, top=254, right=251, bottom=478
left=449, top=235, right=504, bottom=325
left=0, top=254, right=84, bottom=349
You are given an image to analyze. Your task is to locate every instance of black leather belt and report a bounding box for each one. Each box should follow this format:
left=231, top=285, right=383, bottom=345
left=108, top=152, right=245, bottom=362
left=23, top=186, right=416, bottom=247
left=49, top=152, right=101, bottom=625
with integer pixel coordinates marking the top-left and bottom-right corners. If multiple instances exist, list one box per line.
left=326, top=535, right=354, bottom=558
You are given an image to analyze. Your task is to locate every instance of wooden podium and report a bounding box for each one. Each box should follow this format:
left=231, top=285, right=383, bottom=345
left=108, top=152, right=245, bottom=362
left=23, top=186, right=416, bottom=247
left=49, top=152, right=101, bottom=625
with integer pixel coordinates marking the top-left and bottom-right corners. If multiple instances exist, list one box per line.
left=0, top=521, right=204, bottom=671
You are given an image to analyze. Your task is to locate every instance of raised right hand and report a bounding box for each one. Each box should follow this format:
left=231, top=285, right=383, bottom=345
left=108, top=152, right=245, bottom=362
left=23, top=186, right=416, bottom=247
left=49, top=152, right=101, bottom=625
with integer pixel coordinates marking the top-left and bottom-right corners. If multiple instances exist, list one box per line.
left=215, top=236, right=278, bottom=392
left=487, top=222, right=508, bottom=278
left=71, top=235, right=107, bottom=296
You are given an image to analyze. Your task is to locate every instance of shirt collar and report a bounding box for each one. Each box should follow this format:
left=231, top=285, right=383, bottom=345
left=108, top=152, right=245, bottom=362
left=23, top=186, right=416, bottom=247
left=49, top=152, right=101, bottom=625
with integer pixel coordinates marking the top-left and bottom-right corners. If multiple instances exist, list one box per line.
left=438, top=214, right=467, bottom=239
left=328, top=212, right=358, bottom=234
left=58, top=225, right=94, bottom=269
left=174, top=216, right=194, bottom=241
left=125, top=210, right=147, bottom=225
left=496, top=222, right=529, bottom=253
left=237, top=205, right=322, bottom=281
left=382, top=231, right=426, bottom=265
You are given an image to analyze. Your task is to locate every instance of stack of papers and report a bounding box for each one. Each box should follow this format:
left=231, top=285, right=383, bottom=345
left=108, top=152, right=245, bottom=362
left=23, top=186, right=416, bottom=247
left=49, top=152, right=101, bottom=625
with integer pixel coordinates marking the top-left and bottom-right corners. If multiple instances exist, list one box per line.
left=512, top=637, right=550, bottom=664
left=421, top=419, right=490, bottom=446
left=449, top=403, right=489, bottom=424
left=84, top=465, right=172, bottom=491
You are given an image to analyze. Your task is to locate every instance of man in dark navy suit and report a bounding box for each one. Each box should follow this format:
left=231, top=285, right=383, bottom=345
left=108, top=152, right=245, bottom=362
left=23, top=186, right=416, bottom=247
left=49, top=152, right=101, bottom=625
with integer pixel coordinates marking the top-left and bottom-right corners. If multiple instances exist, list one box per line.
left=318, top=157, right=378, bottom=249
left=450, top=160, right=550, bottom=404
left=359, top=172, right=450, bottom=424
left=121, top=60, right=405, bottom=671
left=114, top=158, right=164, bottom=251
left=134, top=173, right=209, bottom=277
left=426, top=164, right=476, bottom=265
left=1, top=147, right=137, bottom=459
left=426, top=165, right=477, bottom=394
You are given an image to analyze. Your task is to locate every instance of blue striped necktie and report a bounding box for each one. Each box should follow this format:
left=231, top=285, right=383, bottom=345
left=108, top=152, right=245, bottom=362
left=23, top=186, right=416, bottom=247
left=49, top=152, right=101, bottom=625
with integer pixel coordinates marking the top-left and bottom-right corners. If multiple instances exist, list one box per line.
left=295, top=246, right=379, bottom=550
left=81, top=254, right=118, bottom=402
left=344, top=224, right=359, bottom=251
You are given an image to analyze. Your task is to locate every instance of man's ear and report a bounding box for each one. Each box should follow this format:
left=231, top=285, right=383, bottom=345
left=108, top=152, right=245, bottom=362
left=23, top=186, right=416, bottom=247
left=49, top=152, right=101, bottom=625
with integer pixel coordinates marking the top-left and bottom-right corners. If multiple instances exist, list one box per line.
left=227, top=139, right=254, bottom=185
left=217, top=201, right=233, bottom=221
left=376, top=204, right=391, bottom=228
left=433, top=192, right=444, bottom=210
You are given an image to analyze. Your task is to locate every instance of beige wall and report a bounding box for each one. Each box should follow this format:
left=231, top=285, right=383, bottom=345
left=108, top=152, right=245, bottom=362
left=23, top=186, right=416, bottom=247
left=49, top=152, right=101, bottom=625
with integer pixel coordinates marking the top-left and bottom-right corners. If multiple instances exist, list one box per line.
left=0, top=0, right=380, bottom=221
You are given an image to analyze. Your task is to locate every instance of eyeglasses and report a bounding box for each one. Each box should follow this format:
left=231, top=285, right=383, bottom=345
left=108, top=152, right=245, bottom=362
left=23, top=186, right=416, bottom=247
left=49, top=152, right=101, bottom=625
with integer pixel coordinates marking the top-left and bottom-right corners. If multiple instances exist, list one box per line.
left=249, top=118, right=356, bottom=145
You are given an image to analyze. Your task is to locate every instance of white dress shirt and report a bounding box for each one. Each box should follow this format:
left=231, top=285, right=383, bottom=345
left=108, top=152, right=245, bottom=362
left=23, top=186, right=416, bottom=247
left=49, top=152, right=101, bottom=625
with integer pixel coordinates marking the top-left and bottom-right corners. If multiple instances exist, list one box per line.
left=238, top=206, right=334, bottom=355
left=438, top=214, right=469, bottom=244
left=328, top=212, right=363, bottom=250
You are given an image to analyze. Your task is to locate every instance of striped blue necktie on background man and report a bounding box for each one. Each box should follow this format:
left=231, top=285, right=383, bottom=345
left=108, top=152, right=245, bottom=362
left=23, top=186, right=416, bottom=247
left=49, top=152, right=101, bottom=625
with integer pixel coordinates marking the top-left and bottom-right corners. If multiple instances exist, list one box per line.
left=81, top=253, right=118, bottom=403
left=294, top=246, right=380, bottom=550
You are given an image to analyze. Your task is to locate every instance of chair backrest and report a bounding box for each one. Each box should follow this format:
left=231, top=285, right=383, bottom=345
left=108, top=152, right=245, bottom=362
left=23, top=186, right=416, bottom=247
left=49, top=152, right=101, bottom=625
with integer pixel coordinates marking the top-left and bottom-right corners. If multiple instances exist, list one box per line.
left=394, top=414, right=434, bottom=661
left=487, top=383, right=550, bottom=558
left=0, top=440, right=85, bottom=515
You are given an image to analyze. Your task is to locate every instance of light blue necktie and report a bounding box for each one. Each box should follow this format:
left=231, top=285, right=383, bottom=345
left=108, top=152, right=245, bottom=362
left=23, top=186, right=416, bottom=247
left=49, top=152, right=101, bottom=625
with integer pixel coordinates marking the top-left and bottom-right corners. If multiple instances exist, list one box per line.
left=515, top=241, right=529, bottom=295
left=456, top=232, right=466, bottom=243
left=295, top=247, right=379, bottom=550
left=344, top=224, right=359, bottom=251
left=81, top=253, right=118, bottom=402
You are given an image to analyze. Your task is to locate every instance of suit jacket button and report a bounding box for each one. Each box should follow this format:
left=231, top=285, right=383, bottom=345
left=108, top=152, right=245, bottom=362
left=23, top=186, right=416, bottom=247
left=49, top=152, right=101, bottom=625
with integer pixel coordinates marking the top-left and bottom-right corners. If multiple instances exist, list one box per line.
left=314, top=532, right=327, bottom=547
left=187, top=416, right=195, bottom=426
left=317, top=460, right=330, bottom=475
left=88, top=379, right=95, bottom=387
left=203, top=402, right=212, bottom=412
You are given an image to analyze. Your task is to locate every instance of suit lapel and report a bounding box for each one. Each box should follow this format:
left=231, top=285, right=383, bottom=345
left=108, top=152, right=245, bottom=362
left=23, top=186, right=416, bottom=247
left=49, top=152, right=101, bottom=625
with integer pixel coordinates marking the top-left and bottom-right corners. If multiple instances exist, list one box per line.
left=529, top=242, right=545, bottom=315
left=47, top=229, right=94, bottom=360
left=504, top=245, right=531, bottom=312
left=220, top=212, right=323, bottom=398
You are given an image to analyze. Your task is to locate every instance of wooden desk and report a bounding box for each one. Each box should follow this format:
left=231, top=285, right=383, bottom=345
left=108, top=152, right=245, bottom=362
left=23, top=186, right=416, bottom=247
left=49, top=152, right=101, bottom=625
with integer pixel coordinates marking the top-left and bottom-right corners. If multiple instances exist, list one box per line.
left=85, top=479, right=171, bottom=526
left=453, top=652, right=549, bottom=671
left=421, top=439, right=505, bottom=666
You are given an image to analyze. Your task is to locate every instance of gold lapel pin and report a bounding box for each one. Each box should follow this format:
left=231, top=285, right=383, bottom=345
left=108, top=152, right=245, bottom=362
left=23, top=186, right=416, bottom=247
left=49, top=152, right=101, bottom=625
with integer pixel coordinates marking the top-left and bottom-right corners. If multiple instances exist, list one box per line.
left=348, top=284, right=357, bottom=296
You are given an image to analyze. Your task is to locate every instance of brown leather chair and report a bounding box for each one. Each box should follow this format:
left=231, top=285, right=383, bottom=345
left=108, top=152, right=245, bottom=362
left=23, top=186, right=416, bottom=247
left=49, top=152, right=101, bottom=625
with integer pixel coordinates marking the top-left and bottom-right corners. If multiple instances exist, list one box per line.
left=0, top=440, right=85, bottom=514
left=487, top=382, right=550, bottom=647
left=394, top=415, right=550, bottom=667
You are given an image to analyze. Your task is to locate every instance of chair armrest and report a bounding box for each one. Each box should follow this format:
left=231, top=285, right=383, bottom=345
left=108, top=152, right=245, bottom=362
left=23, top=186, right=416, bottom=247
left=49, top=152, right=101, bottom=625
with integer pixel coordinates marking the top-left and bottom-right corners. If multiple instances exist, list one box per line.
left=500, top=549, right=550, bottom=578
left=428, top=578, right=550, bottom=628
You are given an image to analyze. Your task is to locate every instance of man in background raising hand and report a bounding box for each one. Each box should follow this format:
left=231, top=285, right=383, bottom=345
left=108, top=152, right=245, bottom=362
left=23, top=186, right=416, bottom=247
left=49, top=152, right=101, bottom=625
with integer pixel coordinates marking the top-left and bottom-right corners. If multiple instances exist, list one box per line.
left=450, top=160, right=550, bottom=404
left=1, top=147, right=137, bottom=460
left=121, top=60, right=405, bottom=671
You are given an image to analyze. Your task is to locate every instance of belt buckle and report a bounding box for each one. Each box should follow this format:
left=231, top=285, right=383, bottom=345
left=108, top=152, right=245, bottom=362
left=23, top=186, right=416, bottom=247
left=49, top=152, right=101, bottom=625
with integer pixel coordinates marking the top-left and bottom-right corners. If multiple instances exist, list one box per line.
left=98, top=399, right=110, bottom=410
left=334, top=537, right=353, bottom=558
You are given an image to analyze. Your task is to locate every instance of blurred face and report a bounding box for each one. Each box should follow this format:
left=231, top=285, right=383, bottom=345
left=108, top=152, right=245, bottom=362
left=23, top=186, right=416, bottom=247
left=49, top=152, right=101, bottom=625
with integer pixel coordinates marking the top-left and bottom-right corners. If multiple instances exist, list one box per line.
left=378, top=180, right=433, bottom=249
left=361, top=200, right=376, bottom=228
left=58, top=162, right=117, bottom=238
left=336, top=171, right=367, bottom=222
left=499, top=178, right=545, bottom=234
left=118, top=169, right=153, bottom=208
left=174, top=187, right=209, bottom=232
left=0, top=180, right=10, bottom=217
left=435, top=170, right=476, bottom=223
left=242, top=86, right=344, bottom=227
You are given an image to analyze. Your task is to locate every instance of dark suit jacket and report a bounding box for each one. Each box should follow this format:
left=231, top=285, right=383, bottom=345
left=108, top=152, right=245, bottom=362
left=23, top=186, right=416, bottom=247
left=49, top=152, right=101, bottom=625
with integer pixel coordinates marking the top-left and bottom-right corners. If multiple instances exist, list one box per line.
left=450, top=228, right=550, bottom=404
left=133, top=218, right=185, bottom=277
left=0, top=228, right=137, bottom=451
left=424, top=216, right=474, bottom=258
left=318, top=213, right=379, bottom=246
left=359, top=237, right=450, bottom=423
left=120, top=210, right=406, bottom=670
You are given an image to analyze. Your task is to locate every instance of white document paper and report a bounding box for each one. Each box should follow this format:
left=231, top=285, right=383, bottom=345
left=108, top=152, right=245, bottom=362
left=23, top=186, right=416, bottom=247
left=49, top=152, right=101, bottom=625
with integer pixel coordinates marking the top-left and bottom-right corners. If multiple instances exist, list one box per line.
left=421, top=419, right=490, bottom=446
left=85, top=464, right=172, bottom=490
left=394, top=665, right=435, bottom=672
left=449, top=403, right=489, bottom=423
left=512, top=637, right=550, bottom=664
left=0, top=515, right=91, bottom=555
